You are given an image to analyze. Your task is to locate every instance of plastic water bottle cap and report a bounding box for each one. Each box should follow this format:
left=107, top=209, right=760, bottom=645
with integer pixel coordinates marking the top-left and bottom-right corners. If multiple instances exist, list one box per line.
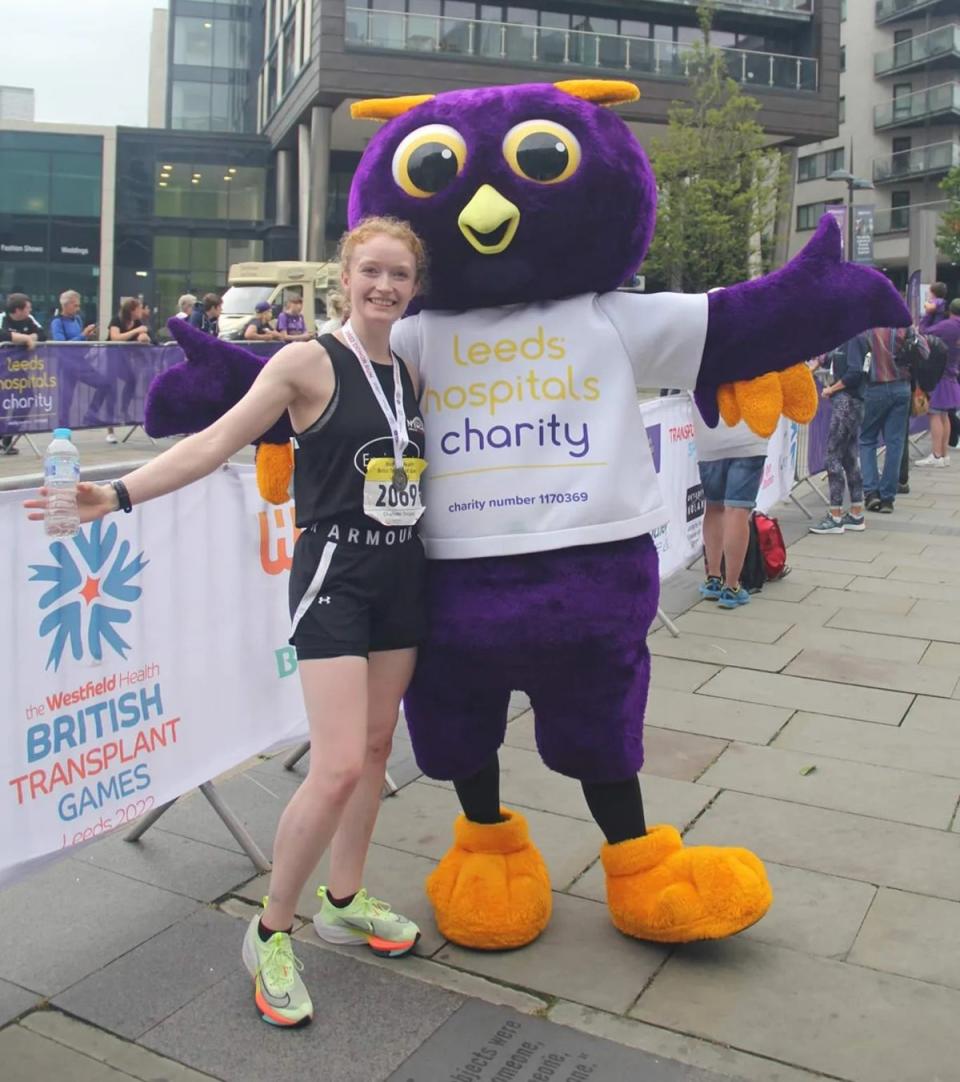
left=53, top=428, right=72, bottom=439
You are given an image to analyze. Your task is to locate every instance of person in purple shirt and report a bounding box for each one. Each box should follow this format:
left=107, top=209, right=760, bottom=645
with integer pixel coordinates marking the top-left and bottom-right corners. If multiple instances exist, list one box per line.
left=277, top=294, right=313, bottom=342
left=917, top=298, right=960, bottom=468
left=919, top=282, right=948, bottom=332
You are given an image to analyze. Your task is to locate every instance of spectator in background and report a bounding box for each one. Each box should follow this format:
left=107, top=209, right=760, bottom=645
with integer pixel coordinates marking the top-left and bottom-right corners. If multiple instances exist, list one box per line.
left=174, top=293, right=197, bottom=321
left=916, top=298, right=960, bottom=468
left=860, top=326, right=911, bottom=513
left=189, top=293, right=222, bottom=336
left=920, top=282, right=948, bottom=331
left=0, top=293, right=46, bottom=455
left=50, top=290, right=97, bottom=341
left=692, top=406, right=769, bottom=610
left=319, top=292, right=345, bottom=335
left=277, top=293, right=312, bottom=342
left=139, top=303, right=159, bottom=345
left=103, top=297, right=150, bottom=444
left=243, top=301, right=283, bottom=342
left=809, top=337, right=866, bottom=534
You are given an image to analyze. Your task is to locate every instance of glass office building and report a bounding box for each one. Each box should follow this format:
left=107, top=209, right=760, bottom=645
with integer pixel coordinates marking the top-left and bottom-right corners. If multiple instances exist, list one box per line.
left=0, top=131, right=103, bottom=325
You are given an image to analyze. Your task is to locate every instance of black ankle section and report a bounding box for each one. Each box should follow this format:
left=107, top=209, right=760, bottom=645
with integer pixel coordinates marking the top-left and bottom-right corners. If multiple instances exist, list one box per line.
left=581, top=776, right=646, bottom=845
left=326, top=891, right=356, bottom=909
left=453, top=753, right=503, bottom=824
left=258, top=918, right=292, bottom=942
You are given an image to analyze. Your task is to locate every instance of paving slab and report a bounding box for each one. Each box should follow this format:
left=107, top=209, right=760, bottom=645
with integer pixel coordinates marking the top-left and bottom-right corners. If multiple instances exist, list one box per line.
left=747, top=578, right=816, bottom=602
left=0, top=859, right=198, bottom=996
left=0, top=1025, right=135, bottom=1082
left=671, top=610, right=794, bottom=643
left=698, top=742, right=958, bottom=829
left=370, top=781, right=606, bottom=891
left=920, top=641, right=960, bottom=668
left=774, top=711, right=960, bottom=778
left=21, top=1010, right=217, bottom=1082
left=73, top=827, right=256, bottom=903
left=649, top=656, right=720, bottom=691
left=648, top=630, right=802, bottom=672
left=849, top=888, right=960, bottom=990
left=730, top=597, right=837, bottom=626
left=0, top=979, right=38, bottom=1027
left=842, top=575, right=960, bottom=603
left=828, top=605, right=960, bottom=645
left=783, top=647, right=958, bottom=697
left=695, top=667, right=913, bottom=725
left=778, top=623, right=929, bottom=663
left=685, top=791, right=960, bottom=901
left=52, top=908, right=243, bottom=1039
left=547, top=1001, right=831, bottom=1082
left=435, top=891, right=666, bottom=1014
left=389, top=999, right=730, bottom=1082
left=631, top=937, right=960, bottom=1082
left=886, top=564, right=960, bottom=586
left=235, top=842, right=445, bottom=956
left=567, top=857, right=874, bottom=960
left=803, top=586, right=916, bottom=614
left=645, top=688, right=792, bottom=744
left=901, top=694, right=960, bottom=737
left=140, top=946, right=462, bottom=1082
left=290, top=929, right=548, bottom=1014
left=637, top=727, right=728, bottom=782
left=786, top=553, right=896, bottom=578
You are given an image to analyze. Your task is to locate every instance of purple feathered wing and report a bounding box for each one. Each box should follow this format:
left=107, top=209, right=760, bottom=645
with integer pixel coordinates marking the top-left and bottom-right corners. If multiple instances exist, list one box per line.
left=144, top=319, right=293, bottom=445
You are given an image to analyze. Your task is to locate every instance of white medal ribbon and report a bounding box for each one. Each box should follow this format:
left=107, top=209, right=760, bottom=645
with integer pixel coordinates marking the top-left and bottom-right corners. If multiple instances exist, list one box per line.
left=341, top=320, right=408, bottom=483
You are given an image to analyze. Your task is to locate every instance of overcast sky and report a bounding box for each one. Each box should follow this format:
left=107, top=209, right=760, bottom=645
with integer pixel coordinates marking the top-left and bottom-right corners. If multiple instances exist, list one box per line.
left=5, top=0, right=166, bottom=127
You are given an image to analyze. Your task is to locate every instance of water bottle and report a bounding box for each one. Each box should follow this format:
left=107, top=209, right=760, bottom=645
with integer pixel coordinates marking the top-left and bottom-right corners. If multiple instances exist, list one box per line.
left=44, top=428, right=81, bottom=537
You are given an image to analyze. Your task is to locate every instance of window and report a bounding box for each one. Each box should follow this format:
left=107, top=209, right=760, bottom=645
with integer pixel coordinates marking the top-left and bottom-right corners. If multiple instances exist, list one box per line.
left=174, top=17, right=216, bottom=66
left=839, top=46, right=845, bottom=72
left=797, top=198, right=843, bottom=231
left=840, top=0, right=846, bottom=19
left=171, top=81, right=212, bottom=130
left=797, top=147, right=845, bottom=183
left=0, top=150, right=49, bottom=215
left=51, top=153, right=101, bottom=216
left=154, top=163, right=266, bottom=222
left=890, top=191, right=910, bottom=230
left=839, top=96, right=845, bottom=124
left=893, top=83, right=913, bottom=120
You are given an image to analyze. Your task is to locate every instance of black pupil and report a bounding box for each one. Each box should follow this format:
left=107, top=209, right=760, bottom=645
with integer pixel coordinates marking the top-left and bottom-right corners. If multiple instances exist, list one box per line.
left=516, top=132, right=569, bottom=181
left=407, top=142, right=459, bottom=193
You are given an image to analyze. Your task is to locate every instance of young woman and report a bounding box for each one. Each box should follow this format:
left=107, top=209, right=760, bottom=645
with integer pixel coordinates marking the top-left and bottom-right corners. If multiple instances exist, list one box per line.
left=104, top=297, right=151, bottom=443
left=26, top=217, right=430, bottom=1029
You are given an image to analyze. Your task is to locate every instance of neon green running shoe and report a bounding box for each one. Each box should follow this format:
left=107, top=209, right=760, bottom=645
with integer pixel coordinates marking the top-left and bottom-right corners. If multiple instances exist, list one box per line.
left=313, top=887, right=420, bottom=958
left=241, top=915, right=313, bottom=1028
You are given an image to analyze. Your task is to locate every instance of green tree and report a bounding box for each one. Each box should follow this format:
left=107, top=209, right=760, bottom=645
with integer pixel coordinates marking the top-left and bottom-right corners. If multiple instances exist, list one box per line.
left=642, top=1, right=786, bottom=292
left=935, top=165, right=960, bottom=263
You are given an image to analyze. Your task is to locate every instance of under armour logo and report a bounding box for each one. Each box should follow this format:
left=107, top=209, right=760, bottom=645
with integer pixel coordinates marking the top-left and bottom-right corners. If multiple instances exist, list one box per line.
left=316, top=596, right=331, bottom=605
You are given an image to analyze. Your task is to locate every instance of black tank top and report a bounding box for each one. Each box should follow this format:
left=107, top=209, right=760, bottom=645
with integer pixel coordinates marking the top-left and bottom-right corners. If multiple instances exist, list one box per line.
left=292, top=334, right=425, bottom=529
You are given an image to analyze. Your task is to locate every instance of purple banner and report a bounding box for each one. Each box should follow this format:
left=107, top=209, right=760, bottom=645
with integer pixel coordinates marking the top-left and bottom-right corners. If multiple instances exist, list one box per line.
left=807, top=392, right=929, bottom=475
left=0, top=342, right=282, bottom=437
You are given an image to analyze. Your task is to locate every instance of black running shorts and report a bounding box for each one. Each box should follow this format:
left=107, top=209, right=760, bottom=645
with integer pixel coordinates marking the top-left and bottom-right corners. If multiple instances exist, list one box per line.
left=288, top=524, right=427, bottom=660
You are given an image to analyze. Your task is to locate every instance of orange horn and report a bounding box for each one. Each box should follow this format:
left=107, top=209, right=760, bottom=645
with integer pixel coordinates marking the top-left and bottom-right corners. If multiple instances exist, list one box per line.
left=553, top=79, right=640, bottom=106
left=351, top=94, right=435, bottom=121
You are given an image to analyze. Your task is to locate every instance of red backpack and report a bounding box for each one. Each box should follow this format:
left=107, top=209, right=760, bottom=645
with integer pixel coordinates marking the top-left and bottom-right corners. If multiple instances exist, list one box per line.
left=753, top=512, right=788, bottom=581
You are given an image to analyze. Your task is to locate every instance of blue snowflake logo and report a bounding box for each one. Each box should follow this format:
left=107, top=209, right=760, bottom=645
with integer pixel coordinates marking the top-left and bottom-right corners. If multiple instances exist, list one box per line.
left=28, top=520, right=149, bottom=671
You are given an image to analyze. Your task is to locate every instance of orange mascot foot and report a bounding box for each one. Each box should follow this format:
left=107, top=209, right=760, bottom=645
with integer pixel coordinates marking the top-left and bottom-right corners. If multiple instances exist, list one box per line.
left=601, top=825, right=772, bottom=943
left=426, top=808, right=551, bottom=950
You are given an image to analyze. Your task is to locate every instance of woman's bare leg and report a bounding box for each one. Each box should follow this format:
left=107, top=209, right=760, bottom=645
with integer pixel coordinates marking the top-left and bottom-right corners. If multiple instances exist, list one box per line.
left=327, top=647, right=417, bottom=898
left=261, top=656, right=368, bottom=931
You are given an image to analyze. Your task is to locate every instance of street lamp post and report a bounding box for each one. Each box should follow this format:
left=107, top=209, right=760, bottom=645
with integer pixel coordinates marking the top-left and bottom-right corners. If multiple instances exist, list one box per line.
left=827, top=169, right=875, bottom=261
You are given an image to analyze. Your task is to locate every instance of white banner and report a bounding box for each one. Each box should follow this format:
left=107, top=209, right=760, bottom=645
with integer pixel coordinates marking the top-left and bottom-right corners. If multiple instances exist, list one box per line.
left=1, top=466, right=307, bottom=888
left=639, top=394, right=797, bottom=581
left=1, top=410, right=797, bottom=887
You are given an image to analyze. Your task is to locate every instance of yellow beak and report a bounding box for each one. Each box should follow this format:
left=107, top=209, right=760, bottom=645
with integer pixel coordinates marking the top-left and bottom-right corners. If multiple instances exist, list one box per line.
left=458, top=185, right=520, bottom=255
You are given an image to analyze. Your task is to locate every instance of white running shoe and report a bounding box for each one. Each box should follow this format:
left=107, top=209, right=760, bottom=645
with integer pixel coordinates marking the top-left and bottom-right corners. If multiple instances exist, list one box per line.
left=241, top=915, right=313, bottom=1027
left=105, top=432, right=118, bottom=444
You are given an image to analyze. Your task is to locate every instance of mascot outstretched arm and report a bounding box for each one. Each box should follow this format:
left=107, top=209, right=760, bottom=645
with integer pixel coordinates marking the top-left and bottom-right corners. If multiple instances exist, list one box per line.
left=147, top=79, right=908, bottom=950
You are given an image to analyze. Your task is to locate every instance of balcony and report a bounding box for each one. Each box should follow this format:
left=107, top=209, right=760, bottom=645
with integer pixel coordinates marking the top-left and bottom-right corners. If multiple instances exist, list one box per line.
left=876, top=0, right=956, bottom=26
left=634, top=0, right=813, bottom=19
left=345, top=9, right=819, bottom=92
left=874, top=199, right=946, bottom=235
left=874, top=82, right=960, bottom=129
left=873, top=140, right=960, bottom=184
left=875, top=24, right=960, bottom=77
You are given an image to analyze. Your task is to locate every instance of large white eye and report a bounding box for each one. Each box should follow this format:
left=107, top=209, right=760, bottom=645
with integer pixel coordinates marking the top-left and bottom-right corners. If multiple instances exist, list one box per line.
left=502, top=119, right=581, bottom=184
left=392, top=124, right=467, bottom=198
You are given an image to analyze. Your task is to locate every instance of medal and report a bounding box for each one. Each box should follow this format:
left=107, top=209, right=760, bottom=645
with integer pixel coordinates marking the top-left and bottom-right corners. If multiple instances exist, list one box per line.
left=392, top=466, right=408, bottom=491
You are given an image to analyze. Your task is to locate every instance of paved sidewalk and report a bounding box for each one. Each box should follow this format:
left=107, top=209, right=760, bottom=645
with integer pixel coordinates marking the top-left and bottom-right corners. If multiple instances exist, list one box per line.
left=3, top=438, right=960, bottom=1081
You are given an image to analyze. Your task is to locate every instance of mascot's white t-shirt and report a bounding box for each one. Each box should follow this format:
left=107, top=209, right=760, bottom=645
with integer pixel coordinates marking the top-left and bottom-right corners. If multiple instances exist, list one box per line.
left=391, top=291, right=708, bottom=559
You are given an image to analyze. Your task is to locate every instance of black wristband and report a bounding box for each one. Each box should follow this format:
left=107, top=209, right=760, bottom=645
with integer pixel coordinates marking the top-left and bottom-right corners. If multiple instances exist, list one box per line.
left=111, top=479, right=133, bottom=514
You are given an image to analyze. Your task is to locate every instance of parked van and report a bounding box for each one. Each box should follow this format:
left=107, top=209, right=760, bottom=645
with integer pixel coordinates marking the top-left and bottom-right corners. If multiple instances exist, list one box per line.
left=219, top=261, right=339, bottom=340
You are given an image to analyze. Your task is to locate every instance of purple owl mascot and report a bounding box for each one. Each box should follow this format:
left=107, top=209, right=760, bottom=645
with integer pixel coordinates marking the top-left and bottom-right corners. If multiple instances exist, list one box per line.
left=148, top=79, right=909, bottom=949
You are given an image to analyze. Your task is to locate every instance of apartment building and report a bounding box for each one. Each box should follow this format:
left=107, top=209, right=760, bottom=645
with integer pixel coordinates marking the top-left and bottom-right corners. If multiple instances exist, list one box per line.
left=788, top=0, right=958, bottom=291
